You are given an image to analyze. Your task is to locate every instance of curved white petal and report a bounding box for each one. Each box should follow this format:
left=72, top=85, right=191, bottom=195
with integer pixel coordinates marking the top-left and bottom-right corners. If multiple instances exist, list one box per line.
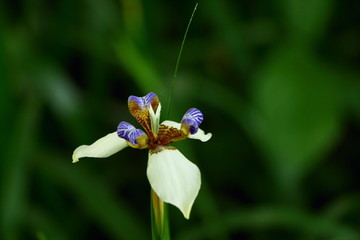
left=72, top=132, right=128, bottom=163
left=191, top=128, right=212, bottom=142
left=161, top=120, right=212, bottom=142
left=147, top=148, right=201, bottom=219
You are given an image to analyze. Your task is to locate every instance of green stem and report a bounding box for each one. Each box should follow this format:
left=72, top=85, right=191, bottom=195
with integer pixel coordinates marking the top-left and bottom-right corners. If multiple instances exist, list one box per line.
left=151, top=189, right=170, bottom=240
left=166, top=3, right=198, bottom=119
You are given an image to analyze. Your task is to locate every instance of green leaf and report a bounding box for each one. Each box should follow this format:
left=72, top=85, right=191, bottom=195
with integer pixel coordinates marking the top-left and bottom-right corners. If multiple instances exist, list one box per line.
left=0, top=95, right=41, bottom=240
left=280, top=0, right=334, bottom=42
left=251, top=45, right=343, bottom=191
left=114, top=35, right=164, bottom=95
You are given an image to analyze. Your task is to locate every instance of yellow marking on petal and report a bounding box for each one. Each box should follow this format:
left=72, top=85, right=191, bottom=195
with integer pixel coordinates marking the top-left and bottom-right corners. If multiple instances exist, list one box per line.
left=156, top=124, right=188, bottom=146
left=137, top=135, right=150, bottom=149
left=150, top=146, right=176, bottom=154
left=180, top=125, right=191, bottom=136
left=126, top=134, right=149, bottom=149
left=150, top=96, right=160, bottom=113
left=128, top=96, right=160, bottom=139
left=128, top=99, right=153, bottom=137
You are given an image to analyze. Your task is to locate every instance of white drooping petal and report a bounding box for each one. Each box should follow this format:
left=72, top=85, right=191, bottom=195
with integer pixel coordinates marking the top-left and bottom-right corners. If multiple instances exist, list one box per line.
left=190, top=128, right=212, bottom=142
left=72, top=132, right=128, bottom=163
left=161, top=120, right=212, bottom=142
left=147, top=148, right=201, bottom=219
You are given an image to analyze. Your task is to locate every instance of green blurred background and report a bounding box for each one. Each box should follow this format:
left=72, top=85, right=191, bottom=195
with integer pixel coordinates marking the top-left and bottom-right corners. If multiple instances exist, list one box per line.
left=1, top=0, right=360, bottom=239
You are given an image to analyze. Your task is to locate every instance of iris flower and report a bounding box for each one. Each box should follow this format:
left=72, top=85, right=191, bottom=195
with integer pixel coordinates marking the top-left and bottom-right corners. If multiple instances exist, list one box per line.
left=72, top=92, right=211, bottom=219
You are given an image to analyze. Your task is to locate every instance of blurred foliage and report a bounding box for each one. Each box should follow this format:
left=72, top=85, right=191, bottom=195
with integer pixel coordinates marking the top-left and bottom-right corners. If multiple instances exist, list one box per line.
left=1, top=0, right=360, bottom=239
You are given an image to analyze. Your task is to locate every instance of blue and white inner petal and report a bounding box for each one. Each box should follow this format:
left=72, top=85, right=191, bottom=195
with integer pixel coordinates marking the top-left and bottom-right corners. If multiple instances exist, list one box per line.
left=128, top=92, right=158, bottom=109
left=181, top=108, right=204, bottom=134
left=117, top=121, right=147, bottom=146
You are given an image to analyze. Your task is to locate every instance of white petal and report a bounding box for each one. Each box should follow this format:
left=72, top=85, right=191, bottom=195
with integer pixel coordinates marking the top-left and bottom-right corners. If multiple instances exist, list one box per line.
left=191, top=128, right=212, bottom=142
left=149, top=103, right=161, bottom=134
left=147, top=148, right=201, bottom=219
left=72, top=132, right=128, bottom=163
left=160, top=120, right=180, bottom=129
left=161, top=120, right=212, bottom=142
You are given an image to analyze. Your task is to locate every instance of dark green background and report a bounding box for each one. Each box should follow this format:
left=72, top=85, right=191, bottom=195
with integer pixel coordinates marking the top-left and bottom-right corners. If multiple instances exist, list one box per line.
left=1, top=0, right=360, bottom=239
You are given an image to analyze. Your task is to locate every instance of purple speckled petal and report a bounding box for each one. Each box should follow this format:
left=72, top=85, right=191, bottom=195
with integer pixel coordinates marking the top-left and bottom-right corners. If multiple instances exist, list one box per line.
left=181, top=108, right=204, bottom=134
left=128, top=92, right=158, bottom=109
left=117, top=121, right=147, bottom=146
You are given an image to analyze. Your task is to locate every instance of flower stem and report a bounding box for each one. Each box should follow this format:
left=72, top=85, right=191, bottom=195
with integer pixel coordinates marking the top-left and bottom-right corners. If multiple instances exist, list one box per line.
left=151, top=189, right=170, bottom=240
left=166, top=3, right=198, bottom=119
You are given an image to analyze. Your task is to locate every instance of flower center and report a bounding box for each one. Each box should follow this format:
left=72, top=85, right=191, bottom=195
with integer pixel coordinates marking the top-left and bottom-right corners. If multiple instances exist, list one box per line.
left=117, top=92, right=205, bottom=149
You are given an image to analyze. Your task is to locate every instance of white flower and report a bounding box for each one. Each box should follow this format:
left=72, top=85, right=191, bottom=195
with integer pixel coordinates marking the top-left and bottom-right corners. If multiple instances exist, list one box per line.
left=72, top=92, right=212, bottom=219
